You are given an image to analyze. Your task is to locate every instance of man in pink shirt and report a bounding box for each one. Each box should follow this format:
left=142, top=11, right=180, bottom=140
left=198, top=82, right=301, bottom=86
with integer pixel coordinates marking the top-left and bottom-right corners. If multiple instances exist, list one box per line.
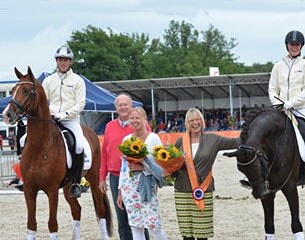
left=99, top=93, right=150, bottom=240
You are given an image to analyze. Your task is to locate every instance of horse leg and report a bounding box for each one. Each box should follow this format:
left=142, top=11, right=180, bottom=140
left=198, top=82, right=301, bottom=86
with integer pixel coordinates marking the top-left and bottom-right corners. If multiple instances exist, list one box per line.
left=282, top=184, right=304, bottom=239
left=24, top=186, right=38, bottom=240
left=87, top=174, right=112, bottom=239
left=63, top=185, right=82, bottom=240
left=261, top=192, right=276, bottom=239
left=46, top=189, right=60, bottom=239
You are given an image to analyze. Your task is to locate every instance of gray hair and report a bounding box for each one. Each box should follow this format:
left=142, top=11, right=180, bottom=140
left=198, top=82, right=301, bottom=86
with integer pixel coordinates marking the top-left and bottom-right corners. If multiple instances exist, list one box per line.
left=114, top=93, right=132, bottom=107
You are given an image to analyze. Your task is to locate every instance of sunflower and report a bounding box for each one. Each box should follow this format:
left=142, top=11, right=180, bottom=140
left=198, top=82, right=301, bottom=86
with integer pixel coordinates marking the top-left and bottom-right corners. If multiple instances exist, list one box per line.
left=157, top=149, right=171, bottom=161
left=153, top=143, right=184, bottom=162
left=153, top=145, right=164, bottom=153
left=130, top=141, right=141, bottom=154
left=118, top=135, right=148, bottom=158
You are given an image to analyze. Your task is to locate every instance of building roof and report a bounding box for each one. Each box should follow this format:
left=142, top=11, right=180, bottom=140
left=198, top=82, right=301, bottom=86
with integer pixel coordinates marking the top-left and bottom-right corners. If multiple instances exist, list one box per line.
left=96, top=72, right=271, bottom=106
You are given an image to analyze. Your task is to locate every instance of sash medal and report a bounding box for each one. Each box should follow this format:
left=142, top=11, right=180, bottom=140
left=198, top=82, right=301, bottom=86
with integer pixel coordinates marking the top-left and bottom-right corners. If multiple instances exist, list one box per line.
left=183, top=133, right=212, bottom=211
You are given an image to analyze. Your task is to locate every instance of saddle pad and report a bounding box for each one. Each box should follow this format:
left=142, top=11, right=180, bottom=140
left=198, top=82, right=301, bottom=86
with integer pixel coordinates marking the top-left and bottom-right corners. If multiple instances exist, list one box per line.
left=292, top=124, right=305, bottom=161
left=288, top=112, right=305, bottom=161
left=20, top=133, right=93, bottom=170
left=62, top=133, right=92, bottom=170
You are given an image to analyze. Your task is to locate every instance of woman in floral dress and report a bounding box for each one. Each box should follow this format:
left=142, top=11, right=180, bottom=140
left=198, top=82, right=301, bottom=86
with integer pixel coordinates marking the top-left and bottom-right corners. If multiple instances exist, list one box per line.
left=117, top=107, right=167, bottom=240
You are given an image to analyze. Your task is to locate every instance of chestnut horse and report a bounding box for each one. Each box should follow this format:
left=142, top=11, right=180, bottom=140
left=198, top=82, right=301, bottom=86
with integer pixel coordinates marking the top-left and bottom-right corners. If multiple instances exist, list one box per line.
left=224, top=108, right=304, bottom=240
left=3, top=67, right=112, bottom=239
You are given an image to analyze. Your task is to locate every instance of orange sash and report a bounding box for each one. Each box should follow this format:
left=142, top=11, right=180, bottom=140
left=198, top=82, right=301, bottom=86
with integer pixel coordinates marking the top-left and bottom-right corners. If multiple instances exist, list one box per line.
left=183, top=133, right=212, bottom=211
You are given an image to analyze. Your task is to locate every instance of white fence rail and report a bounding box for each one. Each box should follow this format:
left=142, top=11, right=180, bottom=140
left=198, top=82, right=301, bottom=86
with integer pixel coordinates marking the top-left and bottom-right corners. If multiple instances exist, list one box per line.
left=0, top=151, right=19, bottom=186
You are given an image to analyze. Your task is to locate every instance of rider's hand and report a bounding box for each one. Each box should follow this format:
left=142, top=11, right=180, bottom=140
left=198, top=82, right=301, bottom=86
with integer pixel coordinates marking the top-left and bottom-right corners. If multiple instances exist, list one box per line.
left=283, top=101, right=294, bottom=110
left=54, top=112, right=67, bottom=121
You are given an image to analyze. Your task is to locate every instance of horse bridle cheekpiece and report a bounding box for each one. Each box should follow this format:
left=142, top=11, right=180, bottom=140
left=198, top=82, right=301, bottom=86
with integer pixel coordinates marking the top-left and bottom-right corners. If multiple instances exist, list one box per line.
left=237, top=144, right=269, bottom=188
left=9, top=81, right=36, bottom=117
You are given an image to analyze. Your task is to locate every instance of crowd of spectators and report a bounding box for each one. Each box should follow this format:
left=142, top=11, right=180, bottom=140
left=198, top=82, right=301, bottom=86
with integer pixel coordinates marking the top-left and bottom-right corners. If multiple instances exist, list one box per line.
left=97, top=105, right=264, bottom=135
left=152, top=107, right=249, bottom=133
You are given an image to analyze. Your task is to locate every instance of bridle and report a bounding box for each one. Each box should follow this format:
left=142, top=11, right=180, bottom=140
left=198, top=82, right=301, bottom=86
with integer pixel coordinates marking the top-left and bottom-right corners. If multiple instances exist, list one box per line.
left=9, top=81, right=36, bottom=118
left=237, top=114, right=296, bottom=195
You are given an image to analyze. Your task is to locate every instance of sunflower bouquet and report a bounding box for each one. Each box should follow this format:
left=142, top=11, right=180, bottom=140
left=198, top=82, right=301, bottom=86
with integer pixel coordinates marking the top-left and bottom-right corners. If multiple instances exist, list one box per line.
left=118, top=135, right=149, bottom=163
left=152, top=144, right=184, bottom=174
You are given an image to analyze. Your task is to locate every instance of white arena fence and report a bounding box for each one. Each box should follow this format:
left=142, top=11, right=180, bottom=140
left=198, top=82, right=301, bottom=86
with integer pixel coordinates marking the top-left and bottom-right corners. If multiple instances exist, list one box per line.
left=0, top=150, right=19, bottom=186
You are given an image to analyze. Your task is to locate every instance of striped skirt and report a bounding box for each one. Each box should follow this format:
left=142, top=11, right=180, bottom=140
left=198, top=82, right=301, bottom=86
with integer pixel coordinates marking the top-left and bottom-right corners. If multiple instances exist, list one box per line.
left=174, top=190, right=214, bottom=239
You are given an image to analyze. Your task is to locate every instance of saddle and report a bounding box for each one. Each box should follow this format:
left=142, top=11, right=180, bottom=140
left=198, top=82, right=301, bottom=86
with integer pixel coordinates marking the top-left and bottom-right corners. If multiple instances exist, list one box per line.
left=53, top=119, right=78, bottom=188
left=54, top=119, right=76, bottom=160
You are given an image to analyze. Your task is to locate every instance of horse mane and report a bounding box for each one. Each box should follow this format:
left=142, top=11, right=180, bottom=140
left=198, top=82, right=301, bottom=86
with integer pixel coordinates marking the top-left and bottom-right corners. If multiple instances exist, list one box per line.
left=240, top=107, right=282, bottom=141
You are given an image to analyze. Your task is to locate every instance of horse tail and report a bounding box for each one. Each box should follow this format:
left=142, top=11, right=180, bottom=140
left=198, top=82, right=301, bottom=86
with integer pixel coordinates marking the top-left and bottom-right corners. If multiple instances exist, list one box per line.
left=103, top=193, right=113, bottom=237
left=92, top=190, right=113, bottom=237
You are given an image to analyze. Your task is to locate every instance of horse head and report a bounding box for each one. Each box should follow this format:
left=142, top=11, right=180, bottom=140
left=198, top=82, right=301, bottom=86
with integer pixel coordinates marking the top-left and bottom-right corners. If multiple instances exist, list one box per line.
left=224, top=145, right=270, bottom=199
left=225, top=108, right=294, bottom=199
left=3, top=67, right=47, bottom=125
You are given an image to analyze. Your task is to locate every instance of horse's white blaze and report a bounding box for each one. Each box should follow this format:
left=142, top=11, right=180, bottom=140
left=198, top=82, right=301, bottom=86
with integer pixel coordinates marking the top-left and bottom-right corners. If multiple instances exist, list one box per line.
left=2, top=105, right=10, bottom=124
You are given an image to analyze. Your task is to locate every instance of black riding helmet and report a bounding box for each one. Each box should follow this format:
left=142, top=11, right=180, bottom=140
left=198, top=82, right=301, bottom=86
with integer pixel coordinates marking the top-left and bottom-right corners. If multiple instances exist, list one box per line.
left=285, top=30, right=305, bottom=51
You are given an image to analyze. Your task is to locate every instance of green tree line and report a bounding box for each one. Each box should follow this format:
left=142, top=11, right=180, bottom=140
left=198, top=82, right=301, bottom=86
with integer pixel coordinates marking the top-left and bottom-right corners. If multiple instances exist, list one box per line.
left=67, top=20, right=274, bottom=82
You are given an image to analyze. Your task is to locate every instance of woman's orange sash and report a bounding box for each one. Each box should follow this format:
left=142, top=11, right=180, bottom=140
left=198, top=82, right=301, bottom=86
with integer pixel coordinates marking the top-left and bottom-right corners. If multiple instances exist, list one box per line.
left=183, top=133, right=212, bottom=211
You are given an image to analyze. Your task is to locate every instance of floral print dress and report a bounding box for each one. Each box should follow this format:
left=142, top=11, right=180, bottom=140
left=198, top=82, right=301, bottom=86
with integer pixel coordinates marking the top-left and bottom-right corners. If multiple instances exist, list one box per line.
left=119, top=132, right=163, bottom=230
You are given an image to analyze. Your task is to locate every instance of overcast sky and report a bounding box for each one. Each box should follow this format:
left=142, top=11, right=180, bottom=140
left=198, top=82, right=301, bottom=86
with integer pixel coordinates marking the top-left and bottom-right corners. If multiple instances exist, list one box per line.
left=1, top=0, right=305, bottom=80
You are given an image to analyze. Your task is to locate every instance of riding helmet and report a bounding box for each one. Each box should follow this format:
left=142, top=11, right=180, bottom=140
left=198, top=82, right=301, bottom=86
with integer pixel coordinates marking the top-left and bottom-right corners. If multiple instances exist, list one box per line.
left=285, top=30, right=304, bottom=47
left=54, top=45, right=74, bottom=59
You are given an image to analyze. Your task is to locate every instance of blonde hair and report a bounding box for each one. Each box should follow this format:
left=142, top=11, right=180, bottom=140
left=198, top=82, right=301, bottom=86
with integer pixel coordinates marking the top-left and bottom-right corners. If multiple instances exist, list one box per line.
left=185, top=108, right=205, bottom=133
left=130, top=107, right=147, bottom=121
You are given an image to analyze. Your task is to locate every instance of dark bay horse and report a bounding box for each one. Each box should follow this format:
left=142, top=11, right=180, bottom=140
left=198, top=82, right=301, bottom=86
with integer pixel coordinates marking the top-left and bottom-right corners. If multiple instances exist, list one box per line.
left=3, top=67, right=112, bottom=239
left=224, top=108, right=304, bottom=240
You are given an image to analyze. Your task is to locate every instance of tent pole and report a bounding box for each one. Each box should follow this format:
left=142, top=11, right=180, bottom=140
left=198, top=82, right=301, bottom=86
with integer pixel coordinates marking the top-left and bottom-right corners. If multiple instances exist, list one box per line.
left=151, top=88, right=155, bottom=120
left=164, top=92, right=167, bottom=125
left=229, top=79, right=234, bottom=116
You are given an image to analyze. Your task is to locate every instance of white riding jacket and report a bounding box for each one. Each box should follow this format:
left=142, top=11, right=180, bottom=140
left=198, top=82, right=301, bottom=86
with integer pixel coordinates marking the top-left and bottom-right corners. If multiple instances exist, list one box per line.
left=42, top=68, right=86, bottom=153
left=42, top=68, right=86, bottom=121
left=269, top=55, right=305, bottom=111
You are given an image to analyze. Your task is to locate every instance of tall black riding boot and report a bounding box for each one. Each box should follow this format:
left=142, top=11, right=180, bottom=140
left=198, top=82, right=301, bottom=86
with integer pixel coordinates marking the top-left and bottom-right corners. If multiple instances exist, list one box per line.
left=69, top=151, right=84, bottom=198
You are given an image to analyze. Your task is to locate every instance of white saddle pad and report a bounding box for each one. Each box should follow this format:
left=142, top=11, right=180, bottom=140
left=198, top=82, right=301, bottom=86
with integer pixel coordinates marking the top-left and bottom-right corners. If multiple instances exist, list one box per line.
left=292, top=124, right=305, bottom=161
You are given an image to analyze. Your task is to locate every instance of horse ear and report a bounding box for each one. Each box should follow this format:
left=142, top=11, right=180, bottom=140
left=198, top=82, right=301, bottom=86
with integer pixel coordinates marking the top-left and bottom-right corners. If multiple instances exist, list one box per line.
left=14, top=67, right=23, bottom=80
left=27, top=66, right=35, bottom=81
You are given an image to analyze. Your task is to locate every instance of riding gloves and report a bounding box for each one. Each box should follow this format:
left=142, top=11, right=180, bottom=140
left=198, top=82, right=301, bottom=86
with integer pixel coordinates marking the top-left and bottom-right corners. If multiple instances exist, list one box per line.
left=54, top=112, right=68, bottom=121
left=283, top=101, right=294, bottom=110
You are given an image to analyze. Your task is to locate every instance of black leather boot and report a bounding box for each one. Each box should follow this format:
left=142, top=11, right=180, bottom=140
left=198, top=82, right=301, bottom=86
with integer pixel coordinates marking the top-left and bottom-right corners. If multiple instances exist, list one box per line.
left=69, top=151, right=84, bottom=198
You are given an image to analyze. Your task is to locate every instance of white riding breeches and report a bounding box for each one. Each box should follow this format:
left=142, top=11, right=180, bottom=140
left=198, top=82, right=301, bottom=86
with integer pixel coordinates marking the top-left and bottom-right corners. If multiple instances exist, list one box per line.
left=61, top=120, right=84, bottom=154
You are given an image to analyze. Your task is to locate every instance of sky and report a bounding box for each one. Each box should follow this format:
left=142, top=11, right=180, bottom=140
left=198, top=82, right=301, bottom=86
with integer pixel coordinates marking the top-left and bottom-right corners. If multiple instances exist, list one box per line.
left=2, top=0, right=305, bottom=80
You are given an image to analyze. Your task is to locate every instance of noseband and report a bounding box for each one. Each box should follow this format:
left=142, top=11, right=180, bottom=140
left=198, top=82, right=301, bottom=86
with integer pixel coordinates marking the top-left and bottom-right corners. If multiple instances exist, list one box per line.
left=9, top=81, right=36, bottom=117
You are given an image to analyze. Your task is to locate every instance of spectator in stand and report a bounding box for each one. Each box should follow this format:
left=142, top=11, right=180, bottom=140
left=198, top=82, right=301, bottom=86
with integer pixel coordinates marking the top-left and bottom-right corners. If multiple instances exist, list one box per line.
left=157, top=121, right=166, bottom=133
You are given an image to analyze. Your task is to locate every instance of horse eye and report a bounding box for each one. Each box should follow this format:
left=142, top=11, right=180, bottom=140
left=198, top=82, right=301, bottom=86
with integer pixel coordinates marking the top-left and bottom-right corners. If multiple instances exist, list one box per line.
left=9, top=90, right=13, bottom=95
left=22, top=87, right=30, bottom=96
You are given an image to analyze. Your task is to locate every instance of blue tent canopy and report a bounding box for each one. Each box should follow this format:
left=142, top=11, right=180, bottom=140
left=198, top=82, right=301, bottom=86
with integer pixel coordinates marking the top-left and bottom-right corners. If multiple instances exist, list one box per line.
left=0, top=72, right=142, bottom=113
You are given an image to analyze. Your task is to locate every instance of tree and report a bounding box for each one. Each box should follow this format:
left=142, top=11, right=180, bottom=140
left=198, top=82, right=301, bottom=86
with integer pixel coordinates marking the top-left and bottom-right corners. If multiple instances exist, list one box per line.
left=66, top=21, right=272, bottom=82
left=68, top=25, right=149, bottom=81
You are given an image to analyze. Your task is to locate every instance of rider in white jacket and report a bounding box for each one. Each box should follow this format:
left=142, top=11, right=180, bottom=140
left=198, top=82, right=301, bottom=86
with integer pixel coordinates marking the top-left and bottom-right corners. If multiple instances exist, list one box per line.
left=42, top=45, right=86, bottom=198
left=269, top=30, right=305, bottom=115
left=269, top=30, right=305, bottom=135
